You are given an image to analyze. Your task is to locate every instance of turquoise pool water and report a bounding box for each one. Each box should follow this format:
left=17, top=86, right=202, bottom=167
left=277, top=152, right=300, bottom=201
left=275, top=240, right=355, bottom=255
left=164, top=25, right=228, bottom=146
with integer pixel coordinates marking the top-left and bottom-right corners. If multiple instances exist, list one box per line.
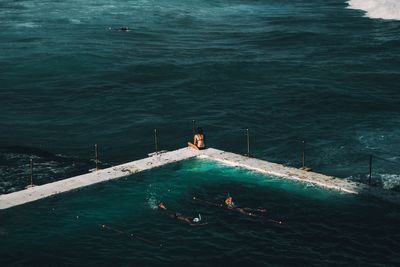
left=1, top=159, right=399, bottom=266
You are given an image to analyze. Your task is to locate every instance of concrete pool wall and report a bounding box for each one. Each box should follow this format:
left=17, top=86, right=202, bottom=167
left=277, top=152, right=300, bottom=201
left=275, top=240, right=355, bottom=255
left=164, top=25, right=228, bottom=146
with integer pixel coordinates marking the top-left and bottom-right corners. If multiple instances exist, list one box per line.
left=1, top=147, right=399, bottom=209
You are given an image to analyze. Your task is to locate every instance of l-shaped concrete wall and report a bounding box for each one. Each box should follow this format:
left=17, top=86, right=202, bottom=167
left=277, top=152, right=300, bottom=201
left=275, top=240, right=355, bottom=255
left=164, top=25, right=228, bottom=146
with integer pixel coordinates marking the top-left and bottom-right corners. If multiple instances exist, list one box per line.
left=1, top=147, right=399, bottom=210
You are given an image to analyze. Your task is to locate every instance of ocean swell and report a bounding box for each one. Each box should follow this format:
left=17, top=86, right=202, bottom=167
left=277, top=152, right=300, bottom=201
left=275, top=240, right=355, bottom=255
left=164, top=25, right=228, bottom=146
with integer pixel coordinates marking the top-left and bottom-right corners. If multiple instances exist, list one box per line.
left=347, top=0, right=400, bottom=20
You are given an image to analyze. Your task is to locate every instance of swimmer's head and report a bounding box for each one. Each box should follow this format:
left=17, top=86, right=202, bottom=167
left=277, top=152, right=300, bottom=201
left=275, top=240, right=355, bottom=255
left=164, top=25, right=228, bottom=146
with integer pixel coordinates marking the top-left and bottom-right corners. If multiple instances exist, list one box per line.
left=193, top=214, right=201, bottom=223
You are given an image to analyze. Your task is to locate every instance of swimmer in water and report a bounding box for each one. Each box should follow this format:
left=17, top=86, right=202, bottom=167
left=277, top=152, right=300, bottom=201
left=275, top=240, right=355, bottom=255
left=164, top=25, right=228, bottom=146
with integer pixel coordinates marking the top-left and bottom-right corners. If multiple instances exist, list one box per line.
left=158, top=202, right=167, bottom=210
left=108, top=26, right=131, bottom=32
left=119, top=26, right=130, bottom=32
left=173, top=213, right=196, bottom=224
left=224, top=196, right=266, bottom=217
left=225, top=196, right=235, bottom=209
left=158, top=202, right=202, bottom=224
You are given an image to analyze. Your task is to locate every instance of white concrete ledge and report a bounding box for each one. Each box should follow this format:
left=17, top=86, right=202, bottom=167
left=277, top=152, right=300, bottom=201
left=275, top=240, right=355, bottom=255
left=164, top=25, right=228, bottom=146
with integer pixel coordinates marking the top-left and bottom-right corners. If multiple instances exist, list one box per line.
left=1, top=147, right=399, bottom=210
left=0, top=147, right=200, bottom=210
left=200, top=148, right=400, bottom=205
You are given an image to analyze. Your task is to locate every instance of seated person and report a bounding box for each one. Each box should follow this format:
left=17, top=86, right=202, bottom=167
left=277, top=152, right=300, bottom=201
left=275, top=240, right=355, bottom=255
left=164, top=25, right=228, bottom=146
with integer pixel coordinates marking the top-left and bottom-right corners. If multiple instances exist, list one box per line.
left=188, top=127, right=206, bottom=150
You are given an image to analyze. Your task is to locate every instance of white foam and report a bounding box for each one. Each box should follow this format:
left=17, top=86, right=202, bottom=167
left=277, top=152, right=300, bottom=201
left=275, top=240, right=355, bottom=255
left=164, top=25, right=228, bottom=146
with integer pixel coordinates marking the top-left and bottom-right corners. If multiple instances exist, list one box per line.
left=69, top=18, right=82, bottom=24
left=380, top=174, right=400, bottom=190
left=147, top=185, right=160, bottom=210
left=15, top=22, right=40, bottom=28
left=147, top=194, right=159, bottom=210
left=347, top=0, right=400, bottom=20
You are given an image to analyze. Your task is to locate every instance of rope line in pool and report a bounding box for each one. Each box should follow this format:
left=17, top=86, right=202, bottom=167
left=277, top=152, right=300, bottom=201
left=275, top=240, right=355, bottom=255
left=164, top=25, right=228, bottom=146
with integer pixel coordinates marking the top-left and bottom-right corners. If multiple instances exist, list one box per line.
left=101, top=224, right=162, bottom=247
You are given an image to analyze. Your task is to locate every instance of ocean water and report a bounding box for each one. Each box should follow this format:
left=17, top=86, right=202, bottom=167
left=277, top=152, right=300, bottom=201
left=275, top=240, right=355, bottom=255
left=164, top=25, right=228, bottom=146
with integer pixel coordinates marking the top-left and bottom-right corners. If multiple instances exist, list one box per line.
left=1, top=0, right=400, bottom=194
left=1, top=0, right=400, bottom=192
left=1, top=0, right=400, bottom=265
left=1, top=159, right=399, bottom=266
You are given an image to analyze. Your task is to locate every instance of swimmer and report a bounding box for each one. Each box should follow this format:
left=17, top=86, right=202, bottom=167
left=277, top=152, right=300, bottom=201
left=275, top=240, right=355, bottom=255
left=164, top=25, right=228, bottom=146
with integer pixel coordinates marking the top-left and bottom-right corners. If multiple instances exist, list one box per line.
left=224, top=196, right=266, bottom=217
left=224, top=196, right=253, bottom=216
left=108, top=26, right=131, bottom=32
left=194, top=196, right=281, bottom=224
left=171, top=213, right=201, bottom=224
left=158, top=202, right=167, bottom=210
left=225, top=196, right=235, bottom=209
left=158, top=202, right=203, bottom=225
left=118, top=26, right=130, bottom=32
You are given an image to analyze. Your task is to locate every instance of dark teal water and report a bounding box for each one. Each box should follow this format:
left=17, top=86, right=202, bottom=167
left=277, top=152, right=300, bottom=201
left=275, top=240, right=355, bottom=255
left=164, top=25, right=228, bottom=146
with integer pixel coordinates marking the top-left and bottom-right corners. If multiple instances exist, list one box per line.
left=1, top=0, right=400, bottom=265
left=1, top=160, right=399, bottom=266
left=1, top=0, right=400, bottom=193
left=1, top=0, right=400, bottom=191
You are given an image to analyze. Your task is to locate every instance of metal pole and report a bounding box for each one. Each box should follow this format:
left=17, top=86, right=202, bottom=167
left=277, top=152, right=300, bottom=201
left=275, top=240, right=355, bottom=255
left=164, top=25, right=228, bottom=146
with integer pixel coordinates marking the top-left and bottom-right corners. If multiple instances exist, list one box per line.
left=192, top=120, right=196, bottom=135
left=29, top=158, right=33, bottom=187
left=246, top=129, right=250, bottom=157
left=154, top=129, right=158, bottom=153
left=369, top=154, right=372, bottom=185
left=302, top=140, right=305, bottom=169
left=95, top=144, right=98, bottom=170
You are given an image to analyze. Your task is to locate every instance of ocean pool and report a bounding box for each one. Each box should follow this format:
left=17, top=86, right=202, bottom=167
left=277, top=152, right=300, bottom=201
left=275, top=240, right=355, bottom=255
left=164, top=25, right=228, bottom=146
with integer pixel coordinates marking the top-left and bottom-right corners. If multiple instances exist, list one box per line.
left=1, top=159, right=399, bottom=266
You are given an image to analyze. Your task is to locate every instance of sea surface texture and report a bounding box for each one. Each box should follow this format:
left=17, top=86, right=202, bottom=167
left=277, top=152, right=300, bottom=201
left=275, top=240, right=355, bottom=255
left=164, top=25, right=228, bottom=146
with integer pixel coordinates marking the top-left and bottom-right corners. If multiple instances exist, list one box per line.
left=1, top=0, right=400, bottom=192
left=0, top=0, right=400, bottom=265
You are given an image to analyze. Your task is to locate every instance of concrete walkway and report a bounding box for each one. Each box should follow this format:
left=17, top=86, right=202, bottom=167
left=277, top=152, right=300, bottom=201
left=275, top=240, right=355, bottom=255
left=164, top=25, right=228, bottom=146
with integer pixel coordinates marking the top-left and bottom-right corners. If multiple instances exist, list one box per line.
left=0, top=147, right=200, bottom=210
left=1, top=147, right=399, bottom=209
left=200, top=148, right=400, bottom=205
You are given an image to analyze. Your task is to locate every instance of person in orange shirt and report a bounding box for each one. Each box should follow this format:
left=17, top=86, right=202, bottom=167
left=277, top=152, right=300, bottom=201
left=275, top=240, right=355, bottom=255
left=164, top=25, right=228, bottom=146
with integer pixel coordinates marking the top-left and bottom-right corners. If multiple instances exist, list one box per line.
left=225, top=196, right=235, bottom=209
left=224, top=196, right=267, bottom=217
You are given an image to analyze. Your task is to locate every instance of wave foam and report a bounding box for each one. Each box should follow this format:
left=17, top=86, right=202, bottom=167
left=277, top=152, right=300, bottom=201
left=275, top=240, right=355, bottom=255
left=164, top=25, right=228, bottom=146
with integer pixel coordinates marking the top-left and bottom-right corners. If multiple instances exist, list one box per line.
left=347, top=0, right=400, bottom=20
left=15, top=22, right=39, bottom=28
left=379, top=174, right=400, bottom=190
left=69, top=18, right=82, bottom=24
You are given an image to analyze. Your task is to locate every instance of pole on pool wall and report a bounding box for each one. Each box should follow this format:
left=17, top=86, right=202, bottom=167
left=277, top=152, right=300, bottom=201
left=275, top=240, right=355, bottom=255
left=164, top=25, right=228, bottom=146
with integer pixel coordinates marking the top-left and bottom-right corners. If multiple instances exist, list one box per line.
left=369, top=154, right=372, bottom=185
left=29, top=158, right=33, bottom=187
left=154, top=129, right=158, bottom=153
left=302, top=140, right=305, bottom=169
left=192, top=120, right=196, bottom=136
left=246, top=128, right=250, bottom=157
left=95, top=144, right=99, bottom=171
